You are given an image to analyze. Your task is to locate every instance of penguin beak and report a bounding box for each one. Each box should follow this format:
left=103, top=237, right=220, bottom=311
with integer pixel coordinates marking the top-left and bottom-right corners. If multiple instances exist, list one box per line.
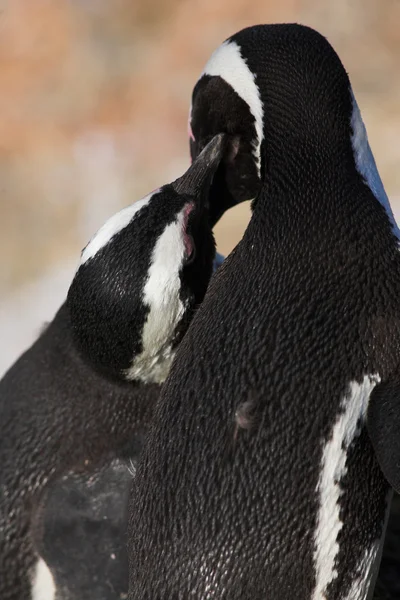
left=172, top=133, right=227, bottom=202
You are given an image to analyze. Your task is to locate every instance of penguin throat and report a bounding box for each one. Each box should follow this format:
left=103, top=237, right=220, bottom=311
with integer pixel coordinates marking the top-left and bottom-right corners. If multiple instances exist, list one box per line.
left=124, top=343, right=177, bottom=385
left=182, top=202, right=195, bottom=257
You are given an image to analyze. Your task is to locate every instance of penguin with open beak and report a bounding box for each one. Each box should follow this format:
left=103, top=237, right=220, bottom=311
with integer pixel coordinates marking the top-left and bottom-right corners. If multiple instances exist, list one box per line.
left=0, top=134, right=228, bottom=600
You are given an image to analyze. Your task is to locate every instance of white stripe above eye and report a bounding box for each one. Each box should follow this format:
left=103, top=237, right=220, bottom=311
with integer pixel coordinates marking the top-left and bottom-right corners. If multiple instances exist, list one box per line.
left=202, top=40, right=264, bottom=176
left=350, top=90, right=400, bottom=240
left=80, top=191, right=158, bottom=265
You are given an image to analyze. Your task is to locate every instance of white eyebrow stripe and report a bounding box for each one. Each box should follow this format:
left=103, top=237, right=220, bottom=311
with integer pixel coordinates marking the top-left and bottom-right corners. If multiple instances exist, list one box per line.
left=80, top=191, right=158, bottom=265
left=202, top=40, right=264, bottom=175
left=124, top=205, right=188, bottom=384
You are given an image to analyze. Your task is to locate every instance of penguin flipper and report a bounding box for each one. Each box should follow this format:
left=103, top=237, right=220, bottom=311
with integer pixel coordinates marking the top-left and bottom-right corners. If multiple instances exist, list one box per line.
left=367, top=376, right=400, bottom=493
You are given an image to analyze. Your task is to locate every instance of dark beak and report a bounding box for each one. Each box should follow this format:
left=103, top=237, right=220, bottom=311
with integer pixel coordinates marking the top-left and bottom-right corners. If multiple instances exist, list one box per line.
left=172, top=133, right=227, bottom=198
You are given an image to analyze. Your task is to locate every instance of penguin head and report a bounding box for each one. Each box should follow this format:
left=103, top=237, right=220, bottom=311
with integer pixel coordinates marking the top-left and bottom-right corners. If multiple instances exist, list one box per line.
left=189, top=61, right=262, bottom=226
left=67, top=134, right=227, bottom=383
left=189, top=24, right=391, bottom=227
left=188, top=27, right=268, bottom=225
left=189, top=25, right=351, bottom=172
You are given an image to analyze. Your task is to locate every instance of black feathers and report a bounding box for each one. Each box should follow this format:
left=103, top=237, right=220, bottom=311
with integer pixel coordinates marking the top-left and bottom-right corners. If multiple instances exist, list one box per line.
left=127, top=24, right=400, bottom=599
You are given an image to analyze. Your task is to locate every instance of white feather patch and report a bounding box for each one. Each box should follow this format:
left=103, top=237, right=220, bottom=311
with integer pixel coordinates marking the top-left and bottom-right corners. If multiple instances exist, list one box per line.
left=344, top=489, right=393, bottom=600
left=80, top=191, right=156, bottom=264
left=31, top=558, right=55, bottom=600
left=350, top=90, right=400, bottom=240
left=124, top=206, right=188, bottom=384
left=312, top=374, right=381, bottom=600
left=201, top=40, right=264, bottom=176
left=343, top=543, right=381, bottom=600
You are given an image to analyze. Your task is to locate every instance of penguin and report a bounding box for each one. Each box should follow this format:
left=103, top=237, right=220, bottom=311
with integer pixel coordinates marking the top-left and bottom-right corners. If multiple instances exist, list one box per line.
left=127, top=24, right=400, bottom=600
left=0, top=134, right=229, bottom=600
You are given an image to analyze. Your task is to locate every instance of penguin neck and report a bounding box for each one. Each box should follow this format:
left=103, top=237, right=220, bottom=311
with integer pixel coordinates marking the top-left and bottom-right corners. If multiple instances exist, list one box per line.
left=251, top=145, right=395, bottom=256
left=255, top=136, right=353, bottom=214
left=262, top=123, right=353, bottom=185
left=39, top=305, right=160, bottom=456
left=59, top=303, right=158, bottom=386
left=252, top=83, right=399, bottom=243
left=124, top=343, right=177, bottom=385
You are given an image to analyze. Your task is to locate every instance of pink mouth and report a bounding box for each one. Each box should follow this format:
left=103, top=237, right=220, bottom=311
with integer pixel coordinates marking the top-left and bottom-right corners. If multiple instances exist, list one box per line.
left=182, top=202, right=195, bottom=255
left=188, top=122, right=195, bottom=142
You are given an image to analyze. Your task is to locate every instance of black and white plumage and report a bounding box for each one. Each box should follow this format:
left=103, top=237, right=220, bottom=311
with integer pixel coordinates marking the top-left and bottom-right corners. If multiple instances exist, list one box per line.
left=0, top=134, right=229, bottom=600
left=128, top=25, right=400, bottom=599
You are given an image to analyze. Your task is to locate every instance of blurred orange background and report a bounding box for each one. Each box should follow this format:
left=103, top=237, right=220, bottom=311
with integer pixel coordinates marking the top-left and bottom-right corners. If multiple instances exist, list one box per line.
left=0, top=0, right=399, bottom=374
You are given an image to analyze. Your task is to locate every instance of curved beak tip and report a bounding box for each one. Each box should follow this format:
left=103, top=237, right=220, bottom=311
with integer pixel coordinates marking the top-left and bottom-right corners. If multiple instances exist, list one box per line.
left=173, top=133, right=228, bottom=196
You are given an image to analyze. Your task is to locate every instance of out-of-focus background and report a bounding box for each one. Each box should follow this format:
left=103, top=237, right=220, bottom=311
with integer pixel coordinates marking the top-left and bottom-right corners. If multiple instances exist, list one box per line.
left=0, top=0, right=399, bottom=375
